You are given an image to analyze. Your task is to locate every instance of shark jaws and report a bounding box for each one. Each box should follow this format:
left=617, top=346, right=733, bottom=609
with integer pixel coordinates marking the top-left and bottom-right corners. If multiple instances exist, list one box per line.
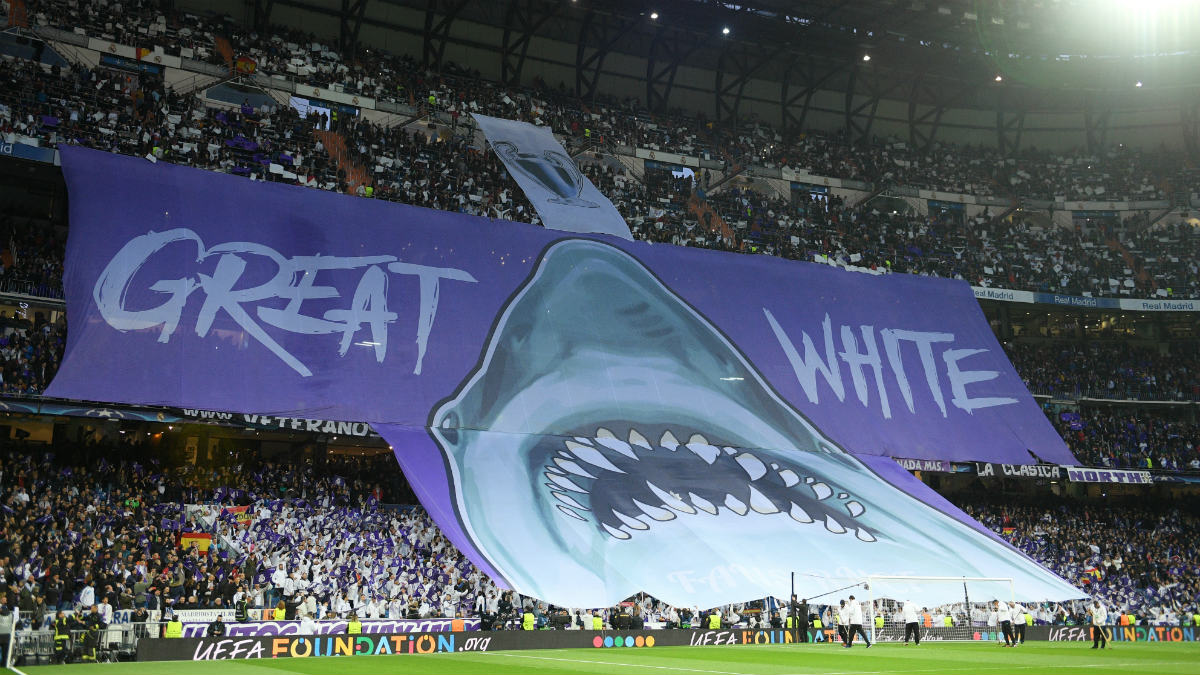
left=428, top=239, right=1082, bottom=608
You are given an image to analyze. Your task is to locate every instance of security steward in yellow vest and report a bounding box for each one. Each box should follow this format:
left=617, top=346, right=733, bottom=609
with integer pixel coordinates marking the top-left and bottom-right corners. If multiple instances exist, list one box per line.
left=591, top=612, right=603, bottom=630
left=235, top=591, right=249, bottom=622
left=79, top=605, right=106, bottom=661
left=522, top=609, right=536, bottom=630
left=52, top=611, right=71, bottom=663
left=708, top=608, right=721, bottom=629
left=347, top=614, right=363, bottom=634
left=163, top=614, right=183, bottom=638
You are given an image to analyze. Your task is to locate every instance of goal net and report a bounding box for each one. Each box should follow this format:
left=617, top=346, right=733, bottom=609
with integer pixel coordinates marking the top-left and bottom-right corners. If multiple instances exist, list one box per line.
left=785, top=575, right=1018, bottom=643
left=865, top=576, right=1016, bottom=643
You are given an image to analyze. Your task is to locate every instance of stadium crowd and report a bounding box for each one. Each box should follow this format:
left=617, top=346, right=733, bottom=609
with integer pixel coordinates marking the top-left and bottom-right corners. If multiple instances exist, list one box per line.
left=0, top=309, right=63, bottom=396
left=0, top=440, right=1196, bottom=633
left=1009, top=341, right=1200, bottom=402
left=1051, top=408, right=1200, bottom=472
left=0, top=443, right=492, bottom=626
left=0, top=1, right=1192, bottom=299
left=963, top=497, right=1200, bottom=625
left=24, top=0, right=1194, bottom=201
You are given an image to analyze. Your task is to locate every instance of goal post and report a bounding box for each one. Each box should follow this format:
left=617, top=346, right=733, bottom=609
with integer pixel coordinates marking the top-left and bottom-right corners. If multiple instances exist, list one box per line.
left=865, top=575, right=1015, bottom=643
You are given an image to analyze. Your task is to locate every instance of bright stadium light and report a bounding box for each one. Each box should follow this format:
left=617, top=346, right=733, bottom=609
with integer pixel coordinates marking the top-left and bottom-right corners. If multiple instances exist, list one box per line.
left=862, top=54, right=871, bottom=61
left=650, top=11, right=658, bottom=20
left=722, top=26, right=730, bottom=35
left=994, top=74, right=1003, bottom=82
left=1136, top=80, right=1144, bottom=87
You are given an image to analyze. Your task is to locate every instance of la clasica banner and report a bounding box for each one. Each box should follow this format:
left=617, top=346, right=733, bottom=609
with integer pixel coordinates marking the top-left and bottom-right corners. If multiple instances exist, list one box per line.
left=48, top=146, right=1083, bottom=609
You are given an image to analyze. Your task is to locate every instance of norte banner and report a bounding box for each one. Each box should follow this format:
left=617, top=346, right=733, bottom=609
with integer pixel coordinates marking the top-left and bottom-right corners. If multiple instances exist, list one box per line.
left=473, top=114, right=632, bottom=240
left=1065, top=467, right=1153, bottom=484
left=48, top=147, right=1081, bottom=609
left=975, top=463, right=1062, bottom=479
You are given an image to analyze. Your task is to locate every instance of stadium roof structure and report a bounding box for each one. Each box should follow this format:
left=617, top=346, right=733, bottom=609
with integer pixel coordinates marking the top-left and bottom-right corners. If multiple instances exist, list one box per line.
left=205, top=0, right=1200, bottom=151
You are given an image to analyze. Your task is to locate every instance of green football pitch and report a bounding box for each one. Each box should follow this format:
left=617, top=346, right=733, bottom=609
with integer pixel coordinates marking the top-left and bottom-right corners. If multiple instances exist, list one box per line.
left=9, top=642, right=1199, bottom=675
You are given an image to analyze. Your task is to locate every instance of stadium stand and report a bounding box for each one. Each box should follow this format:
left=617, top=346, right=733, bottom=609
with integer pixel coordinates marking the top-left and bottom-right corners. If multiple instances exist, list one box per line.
left=961, top=497, right=1200, bottom=624
left=0, top=1, right=1196, bottom=664
left=1008, top=342, right=1200, bottom=402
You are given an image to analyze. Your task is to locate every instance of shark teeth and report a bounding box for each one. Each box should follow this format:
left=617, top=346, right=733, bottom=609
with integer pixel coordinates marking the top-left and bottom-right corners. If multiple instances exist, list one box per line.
left=603, top=523, right=631, bottom=540
left=613, top=510, right=650, bottom=530
left=552, top=491, right=589, bottom=511
left=825, top=514, right=846, bottom=534
left=659, top=430, right=680, bottom=450
left=565, top=440, right=625, bottom=473
left=556, top=505, right=587, bottom=521
left=789, top=502, right=813, bottom=523
left=540, top=425, right=874, bottom=543
left=734, top=452, right=767, bottom=480
left=545, top=472, right=587, bottom=493
left=747, top=486, right=777, bottom=514
left=628, top=429, right=651, bottom=450
left=632, top=498, right=676, bottom=521
left=690, top=492, right=718, bottom=515
left=554, top=457, right=596, bottom=479
left=811, top=481, right=832, bottom=500
left=647, top=481, right=696, bottom=514
left=686, top=441, right=720, bottom=464
left=595, top=435, right=638, bottom=460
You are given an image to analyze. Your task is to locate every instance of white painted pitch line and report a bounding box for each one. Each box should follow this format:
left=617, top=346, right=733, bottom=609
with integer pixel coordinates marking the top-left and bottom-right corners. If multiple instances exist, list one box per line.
left=774, top=660, right=1180, bottom=675
left=483, top=651, right=756, bottom=675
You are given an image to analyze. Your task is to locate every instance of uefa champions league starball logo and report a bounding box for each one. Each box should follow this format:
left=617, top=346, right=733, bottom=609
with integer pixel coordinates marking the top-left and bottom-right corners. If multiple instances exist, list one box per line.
left=492, top=141, right=599, bottom=208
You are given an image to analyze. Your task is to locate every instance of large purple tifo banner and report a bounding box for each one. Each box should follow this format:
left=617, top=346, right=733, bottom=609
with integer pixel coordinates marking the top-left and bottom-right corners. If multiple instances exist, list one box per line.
left=49, top=146, right=1082, bottom=608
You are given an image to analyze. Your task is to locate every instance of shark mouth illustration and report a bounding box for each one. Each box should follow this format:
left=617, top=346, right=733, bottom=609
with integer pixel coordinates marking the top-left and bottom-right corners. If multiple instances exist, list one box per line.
left=540, top=426, right=876, bottom=543
left=429, top=239, right=1081, bottom=608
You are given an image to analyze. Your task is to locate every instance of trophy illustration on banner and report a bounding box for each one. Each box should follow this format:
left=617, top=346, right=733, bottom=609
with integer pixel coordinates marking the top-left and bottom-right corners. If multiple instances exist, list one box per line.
left=493, top=141, right=599, bottom=208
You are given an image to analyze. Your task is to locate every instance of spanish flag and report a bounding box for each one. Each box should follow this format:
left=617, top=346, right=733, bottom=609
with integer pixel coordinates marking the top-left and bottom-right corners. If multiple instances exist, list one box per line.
left=235, top=56, right=257, bottom=74
left=136, top=47, right=152, bottom=61
left=178, top=532, right=213, bottom=552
